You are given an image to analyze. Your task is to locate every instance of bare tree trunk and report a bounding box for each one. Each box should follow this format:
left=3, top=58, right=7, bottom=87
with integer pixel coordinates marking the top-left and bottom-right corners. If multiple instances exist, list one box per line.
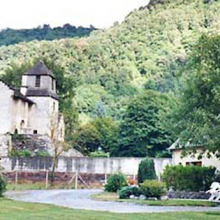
left=50, top=154, right=58, bottom=186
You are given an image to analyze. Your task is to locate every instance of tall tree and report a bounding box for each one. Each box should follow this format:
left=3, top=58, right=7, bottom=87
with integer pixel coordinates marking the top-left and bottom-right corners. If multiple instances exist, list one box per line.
left=166, top=34, right=220, bottom=156
left=112, top=90, right=173, bottom=157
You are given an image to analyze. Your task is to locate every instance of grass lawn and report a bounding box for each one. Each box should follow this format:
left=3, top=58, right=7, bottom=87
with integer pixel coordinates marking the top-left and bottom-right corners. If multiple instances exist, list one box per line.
left=91, top=192, right=217, bottom=207
left=0, top=198, right=220, bottom=220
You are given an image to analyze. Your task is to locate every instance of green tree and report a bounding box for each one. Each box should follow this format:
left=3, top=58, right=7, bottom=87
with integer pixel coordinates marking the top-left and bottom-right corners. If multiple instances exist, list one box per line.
left=73, top=123, right=100, bottom=155
left=92, top=117, right=118, bottom=153
left=138, top=158, right=157, bottom=184
left=112, top=90, right=173, bottom=157
left=166, top=34, right=220, bottom=156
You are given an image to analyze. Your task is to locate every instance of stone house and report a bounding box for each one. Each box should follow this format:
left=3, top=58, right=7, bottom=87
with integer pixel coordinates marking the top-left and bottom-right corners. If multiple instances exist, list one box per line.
left=169, top=140, right=220, bottom=170
left=0, top=61, right=65, bottom=156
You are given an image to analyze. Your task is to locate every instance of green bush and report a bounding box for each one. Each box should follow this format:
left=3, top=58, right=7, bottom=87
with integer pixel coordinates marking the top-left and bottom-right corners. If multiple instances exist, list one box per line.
left=105, top=173, right=127, bottom=192
left=11, top=149, right=32, bottom=157
left=90, top=151, right=109, bottom=158
left=140, top=180, right=165, bottom=199
left=119, top=186, right=142, bottom=199
left=138, top=158, right=156, bottom=184
left=163, top=165, right=216, bottom=192
left=0, top=175, right=7, bottom=197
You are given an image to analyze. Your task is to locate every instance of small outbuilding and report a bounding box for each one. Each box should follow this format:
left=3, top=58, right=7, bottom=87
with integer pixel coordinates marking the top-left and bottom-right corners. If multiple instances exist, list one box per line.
left=169, top=139, right=220, bottom=170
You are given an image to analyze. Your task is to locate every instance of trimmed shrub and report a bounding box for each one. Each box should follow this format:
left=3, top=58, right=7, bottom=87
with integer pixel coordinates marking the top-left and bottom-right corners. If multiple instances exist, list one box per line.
left=0, top=175, right=6, bottom=197
left=138, top=158, right=156, bottom=184
left=105, top=173, right=127, bottom=192
left=163, top=165, right=216, bottom=192
left=140, top=180, right=165, bottom=199
left=119, top=186, right=142, bottom=199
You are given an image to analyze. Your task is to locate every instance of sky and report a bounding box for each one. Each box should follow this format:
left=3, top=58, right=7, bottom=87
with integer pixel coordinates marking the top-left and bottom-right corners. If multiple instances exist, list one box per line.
left=0, top=0, right=149, bottom=30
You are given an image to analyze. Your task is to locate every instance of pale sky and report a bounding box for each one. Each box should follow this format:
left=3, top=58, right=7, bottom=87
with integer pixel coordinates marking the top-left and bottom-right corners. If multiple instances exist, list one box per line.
left=0, top=0, right=149, bottom=30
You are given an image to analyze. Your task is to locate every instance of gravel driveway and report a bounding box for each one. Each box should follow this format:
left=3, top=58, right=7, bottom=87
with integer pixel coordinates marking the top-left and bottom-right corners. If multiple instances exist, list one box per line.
left=6, top=189, right=220, bottom=213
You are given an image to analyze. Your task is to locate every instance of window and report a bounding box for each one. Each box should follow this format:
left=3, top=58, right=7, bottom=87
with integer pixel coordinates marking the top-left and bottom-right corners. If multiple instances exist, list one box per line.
left=53, top=102, right=56, bottom=111
left=186, top=161, right=202, bottom=167
left=52, top=79, right=54, bottom=90
left=35, top=75, right=41, bottom=87
left=33, top=130, right=38, bottom=134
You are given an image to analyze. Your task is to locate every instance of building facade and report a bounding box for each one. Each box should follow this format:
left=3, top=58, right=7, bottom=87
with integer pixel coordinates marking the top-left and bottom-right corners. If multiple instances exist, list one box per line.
left=169, top=140, right=220, bottom=171
left=0, top=61, right=64, bottom=139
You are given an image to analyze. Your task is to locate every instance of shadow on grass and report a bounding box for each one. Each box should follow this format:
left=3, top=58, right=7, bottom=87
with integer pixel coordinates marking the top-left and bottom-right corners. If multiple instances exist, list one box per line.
left=206, top=212, right=220, bottom=216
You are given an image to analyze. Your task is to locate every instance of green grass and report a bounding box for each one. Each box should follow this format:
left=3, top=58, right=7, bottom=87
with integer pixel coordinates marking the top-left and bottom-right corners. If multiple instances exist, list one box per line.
left=92, top=192, right=217, bottom=207
left=0, top=198, right=220, bottom=220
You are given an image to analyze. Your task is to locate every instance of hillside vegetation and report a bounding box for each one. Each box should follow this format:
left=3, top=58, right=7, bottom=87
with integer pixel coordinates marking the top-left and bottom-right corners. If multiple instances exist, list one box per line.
left=0, top=24, right=96, bottom=46
left=1, top=0, right=220, bottom=156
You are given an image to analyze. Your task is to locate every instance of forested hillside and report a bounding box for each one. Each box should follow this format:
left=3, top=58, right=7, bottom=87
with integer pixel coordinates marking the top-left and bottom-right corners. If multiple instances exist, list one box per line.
left=0, top=24, right=97, bottom=46
left=0, top=0, right=219, bottom=157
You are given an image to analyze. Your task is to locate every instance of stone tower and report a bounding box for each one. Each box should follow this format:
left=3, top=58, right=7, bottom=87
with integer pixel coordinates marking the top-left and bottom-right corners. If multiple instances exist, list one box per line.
left=21, top=61, right=62, bottom=137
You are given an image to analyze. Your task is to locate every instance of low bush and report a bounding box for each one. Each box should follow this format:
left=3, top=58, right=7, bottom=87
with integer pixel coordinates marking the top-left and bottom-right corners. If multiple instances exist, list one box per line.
left=163, top=165, right=216, bottom=192
left=0, top=175, right=6, bottom=197
left=140, top=180, right=165, bottom=199
left=105, top=173, right=127, bottom=192
left=119, top=186, right=142, bottom=199
left=11, top=149, right=32, bottom=157
left=138, top=158, right=156, bottom=184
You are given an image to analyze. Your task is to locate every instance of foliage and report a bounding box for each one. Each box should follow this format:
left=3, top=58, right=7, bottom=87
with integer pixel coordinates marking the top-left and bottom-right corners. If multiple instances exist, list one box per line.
left=162, top=165, right=216, bottom=192
left=73, top=117, right=118, bottom=155
left=1, top=0, right=220, bottom=157
left=90, top=151, right=109, bottom=158
left=11, top=149, right=32, bottom=157
left=105, top=173, right=127, bottom=192
left=91, top=117, right=118, bottom=153
left=0, top=0, right=218, bottom=125
left=164, top=34, right=220, bottom=156
left=73, top=123, right=101, bottom=155
left=0, top=175, right=6, bottom=197
left=112, top=91, right=173, bottom=157
left=0, top=24, right=96, bottom=46
left=138, top=158, right=157, bottom=184
left=119, top=186, right=142, bottom=199
left=140, top=180, right=166, bottom=199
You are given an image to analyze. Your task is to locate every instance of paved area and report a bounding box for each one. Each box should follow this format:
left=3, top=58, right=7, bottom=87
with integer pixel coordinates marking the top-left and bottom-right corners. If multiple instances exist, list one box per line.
left=6, top=189, right=220, bottom=213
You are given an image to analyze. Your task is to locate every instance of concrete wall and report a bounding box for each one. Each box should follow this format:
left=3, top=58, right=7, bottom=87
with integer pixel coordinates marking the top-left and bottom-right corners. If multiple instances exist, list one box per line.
left=172, top=148, right=220, bottom=170
left=0, top=157, right=172, bottom=176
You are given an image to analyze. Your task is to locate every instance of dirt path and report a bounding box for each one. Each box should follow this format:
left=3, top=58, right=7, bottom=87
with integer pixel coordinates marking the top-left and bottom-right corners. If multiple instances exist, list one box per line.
left=6, top=189, right=220, bottom=213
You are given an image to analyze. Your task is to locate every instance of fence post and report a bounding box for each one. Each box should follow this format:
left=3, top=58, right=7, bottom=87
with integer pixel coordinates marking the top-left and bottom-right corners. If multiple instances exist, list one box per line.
left=104, top=173, right=107, bottom=185
left=14, top=171, right=18, bottom=190
left=45, top=170, right=49, bottom=189
left=75, top=170, right=78, bottom=190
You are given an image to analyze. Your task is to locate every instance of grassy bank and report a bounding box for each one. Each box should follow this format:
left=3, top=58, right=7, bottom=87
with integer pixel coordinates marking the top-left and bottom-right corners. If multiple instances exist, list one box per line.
left=91, top=192, right=217, bottom=207
left=0, top=198, right=219, bottom=220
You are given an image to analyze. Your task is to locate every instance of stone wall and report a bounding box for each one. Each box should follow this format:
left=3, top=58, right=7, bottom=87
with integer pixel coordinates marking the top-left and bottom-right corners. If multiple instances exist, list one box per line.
left=0, top=156, right=172, bottom=176
left=0, top=134, right=12, bottom=157
left=0, top=82, right=13, bottom=134
left=167, top=190, right=210, bottom=200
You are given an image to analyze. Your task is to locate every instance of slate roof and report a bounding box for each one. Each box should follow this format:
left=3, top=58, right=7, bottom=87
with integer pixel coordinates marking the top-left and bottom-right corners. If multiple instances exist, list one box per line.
left=24, top=61, right=55, bottom=78
left=13, top=89, right=35, bottom=104
left=26, top=88, right=58, bottom=100
left=168, top=139, right=202, bottom=151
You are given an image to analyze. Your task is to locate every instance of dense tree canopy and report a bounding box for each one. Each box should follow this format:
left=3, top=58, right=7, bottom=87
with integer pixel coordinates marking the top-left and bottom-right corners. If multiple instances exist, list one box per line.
left=1, top=0, right=220, bottom=157
left=111, top=91, right=173, bottom=157
left=0, top=24, right=97, bottom=46
left=165, top=34, right=220, bottom=156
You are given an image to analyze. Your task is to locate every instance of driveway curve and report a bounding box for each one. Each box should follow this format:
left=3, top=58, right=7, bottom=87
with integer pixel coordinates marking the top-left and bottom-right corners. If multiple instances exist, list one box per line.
left=6, top=189, right=220, bottom=213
